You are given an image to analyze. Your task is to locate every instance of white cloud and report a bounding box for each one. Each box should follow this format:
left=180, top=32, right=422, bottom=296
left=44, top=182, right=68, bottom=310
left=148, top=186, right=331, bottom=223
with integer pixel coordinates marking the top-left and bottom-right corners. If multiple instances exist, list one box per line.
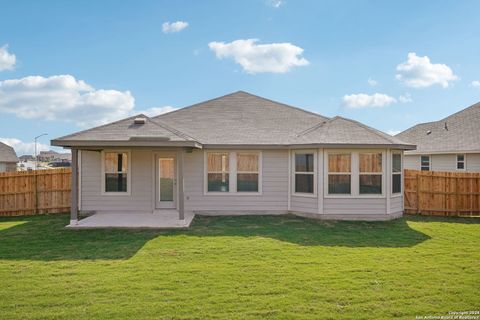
left=162, top=21, right=189, bottom=33
left=0, top=75, right=135, bottom=127
left=138, top=106, right=177, bottom=117
left=266, top=0, right=284, bottom=8
left=208, top=39, right=309, bottom=74
left=0, top=45, right=16, bottom=71
left=342, top=93, right=397, bottom=109
left=0, top=138, right=50, bottom=156
left=367, top=78, right=378, bottom=87
left=396, top=52, right=458, bottom=88
left=386, top=130, right=401, bottom=136
left=470, top=80, right=480, bottom=88
left=398, top=93, right=413, bottom=103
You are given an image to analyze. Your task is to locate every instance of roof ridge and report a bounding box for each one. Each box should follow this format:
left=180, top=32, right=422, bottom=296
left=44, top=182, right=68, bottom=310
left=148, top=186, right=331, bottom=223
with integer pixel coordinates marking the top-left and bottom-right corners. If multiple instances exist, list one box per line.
left=333, top=116, right=400, bottom=144
left=149, top=118, right=198, bottom=141
left=153, top=90, right=329, bottom=121
left=53, top=114, right=143, bottom=141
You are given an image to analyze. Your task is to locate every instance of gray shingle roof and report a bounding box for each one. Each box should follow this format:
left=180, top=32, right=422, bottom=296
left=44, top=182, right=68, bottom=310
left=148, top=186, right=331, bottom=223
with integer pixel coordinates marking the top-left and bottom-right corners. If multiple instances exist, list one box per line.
left=52, top=91, right=414, bottom=149
left=396, top=101, right=480, bottom=153
left=0, top=142, right=19, bottom=163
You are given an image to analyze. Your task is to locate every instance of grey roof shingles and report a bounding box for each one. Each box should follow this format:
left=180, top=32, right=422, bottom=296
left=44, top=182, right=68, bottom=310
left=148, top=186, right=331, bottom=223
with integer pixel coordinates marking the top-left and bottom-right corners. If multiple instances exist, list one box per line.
left=396, top=101, right=480, bottom=153
left=0, top=142, right=19, bottom=163
left=52, top=91, right=414, bottom=149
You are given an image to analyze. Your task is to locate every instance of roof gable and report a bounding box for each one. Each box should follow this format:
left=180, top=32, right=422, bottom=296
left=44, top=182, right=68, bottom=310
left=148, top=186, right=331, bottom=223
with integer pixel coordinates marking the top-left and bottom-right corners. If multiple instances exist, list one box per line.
left=396, top=102, right=480, bottom=153
left=0, top=142, right=19, bottom=163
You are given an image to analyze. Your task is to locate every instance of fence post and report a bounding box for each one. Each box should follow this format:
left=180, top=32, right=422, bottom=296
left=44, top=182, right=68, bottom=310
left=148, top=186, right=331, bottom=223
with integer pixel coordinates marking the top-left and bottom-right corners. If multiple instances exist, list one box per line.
left=34, top=171, right=38, bottom=215
left=416, top=173, right=420, bottom=214
left=455, top=177, right=459, bottom=216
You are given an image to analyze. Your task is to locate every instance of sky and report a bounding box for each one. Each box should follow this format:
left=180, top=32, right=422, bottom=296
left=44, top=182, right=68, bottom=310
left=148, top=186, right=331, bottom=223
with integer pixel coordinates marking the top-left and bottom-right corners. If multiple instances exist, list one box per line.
left=0, top=0, right=479, bottom=155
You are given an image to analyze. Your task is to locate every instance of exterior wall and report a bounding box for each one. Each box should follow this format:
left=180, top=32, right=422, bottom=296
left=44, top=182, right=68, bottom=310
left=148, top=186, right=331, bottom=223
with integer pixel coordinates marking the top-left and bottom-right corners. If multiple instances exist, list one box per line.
left=79, top=147, right=404, bottom=220
left=184, top=149, right=288, bottom=213
left=0, top=162, right=16, bottom=172
left=80, top=149, right=153, bottom=213
left=404, top=153, right=480, bottom=172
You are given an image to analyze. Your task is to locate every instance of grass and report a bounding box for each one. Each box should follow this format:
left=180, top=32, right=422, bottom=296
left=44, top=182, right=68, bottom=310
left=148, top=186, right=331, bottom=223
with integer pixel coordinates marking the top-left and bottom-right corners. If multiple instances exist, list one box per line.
left=0, top=214, right=478, bottom=319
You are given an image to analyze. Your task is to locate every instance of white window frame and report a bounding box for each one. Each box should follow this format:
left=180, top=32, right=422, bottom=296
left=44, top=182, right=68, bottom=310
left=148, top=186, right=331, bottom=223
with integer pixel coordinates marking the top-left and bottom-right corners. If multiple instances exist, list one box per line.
left=420, top=155, right=430, bottom=171
left=456, top=154, right=466, bottom=171
left=204, top=150, right=262, bottom=195
left=324, top=149, right=386, bottom=199
left=325, top=151, right=352, bottom=197
left=236, top=152, right=262, bottom=193
left=391, top=151, right=403, bottom=196
left=101, top=150, right=132, bottom=196
left=358, top=151, right=384, bottom=196
left=292, top=150, right=317, bottom=197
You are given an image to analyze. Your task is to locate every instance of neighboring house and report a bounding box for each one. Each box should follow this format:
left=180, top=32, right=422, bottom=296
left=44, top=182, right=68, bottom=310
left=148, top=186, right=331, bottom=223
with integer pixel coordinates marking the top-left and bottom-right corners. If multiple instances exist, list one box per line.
left=38, top=150, right=71, bottom=162
left=396, top=102, right=480, bottom=172
left=52, top=91, right=414, bottom=227
left=0, top=142, right=19, bottom=172
left=19, top=155, right=35, bottom=162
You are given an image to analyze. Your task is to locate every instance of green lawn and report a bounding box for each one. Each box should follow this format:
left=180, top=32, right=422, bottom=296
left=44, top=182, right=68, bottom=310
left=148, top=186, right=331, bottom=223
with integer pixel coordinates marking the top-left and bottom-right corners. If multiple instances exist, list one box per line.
left=0, top=214, right=478, bottom=319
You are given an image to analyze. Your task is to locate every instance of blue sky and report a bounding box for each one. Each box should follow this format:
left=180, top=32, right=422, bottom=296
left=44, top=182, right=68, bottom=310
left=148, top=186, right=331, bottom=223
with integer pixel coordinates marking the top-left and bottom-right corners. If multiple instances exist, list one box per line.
left=0, top=0, right=479, bottom=155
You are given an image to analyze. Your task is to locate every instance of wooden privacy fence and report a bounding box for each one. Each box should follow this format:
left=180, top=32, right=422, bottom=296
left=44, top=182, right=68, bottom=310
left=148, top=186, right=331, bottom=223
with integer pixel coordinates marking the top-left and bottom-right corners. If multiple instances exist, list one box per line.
left=0, top=168, right=71, bottom=216
left=404, top=169, right=480, bottom=216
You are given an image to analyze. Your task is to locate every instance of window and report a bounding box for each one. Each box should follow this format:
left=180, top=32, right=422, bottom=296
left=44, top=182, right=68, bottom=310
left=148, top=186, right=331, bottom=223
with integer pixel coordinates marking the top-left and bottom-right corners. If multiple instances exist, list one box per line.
left=456, top=154, right=465, bottom=170
left=392, top=153, right=402, bottom=194
left=420, top=155, right=430, bottom=171
left=328, top=153, right=351, bottom=194
left=237, top=153, right=259, bottom=192
left=104, top=152, right=128, bottom=192
left=359, top=153, right=382, bottom=194
left=207, top=152, right=229, bottom=192
left=294, top=153, right=315, bottom=194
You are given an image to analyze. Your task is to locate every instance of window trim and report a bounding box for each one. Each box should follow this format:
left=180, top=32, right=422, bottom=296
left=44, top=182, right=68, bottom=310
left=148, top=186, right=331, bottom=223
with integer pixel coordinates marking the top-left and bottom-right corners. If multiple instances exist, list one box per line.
left=292, top=150, right=317, bottom=197
left=203, top=150, right=262, bottom=195
left=420, top=155, right=430, bottom=171
left=101, top=150, right=132, bottom=196
left=456, top=154, right=466, bottom=171
left=324, top=149, right=386, bottom=199
left=358, top=152, right=384, bottom=196
left=392, top=151, right=403, bottom=196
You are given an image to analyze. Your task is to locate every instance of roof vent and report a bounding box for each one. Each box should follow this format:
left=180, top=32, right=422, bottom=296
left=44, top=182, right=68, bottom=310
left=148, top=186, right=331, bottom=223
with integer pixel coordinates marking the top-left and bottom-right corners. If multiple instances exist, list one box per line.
left=134, top=117, right=147, bottom=125
left=444, top=121, right=448, bottom=131
left=426, top=130, right=432, bottom=135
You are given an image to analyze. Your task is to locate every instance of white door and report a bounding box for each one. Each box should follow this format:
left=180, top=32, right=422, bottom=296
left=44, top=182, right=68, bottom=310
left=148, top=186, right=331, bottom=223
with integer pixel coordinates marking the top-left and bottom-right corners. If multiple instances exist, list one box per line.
left=156, top=155, right=176, bottom=209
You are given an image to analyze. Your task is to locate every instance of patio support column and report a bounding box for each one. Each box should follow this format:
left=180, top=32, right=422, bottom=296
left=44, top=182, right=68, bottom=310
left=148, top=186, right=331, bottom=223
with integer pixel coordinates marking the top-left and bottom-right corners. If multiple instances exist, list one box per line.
left=178, top=148, right=185, bottom=220
left=70, top=148, right=78, bottom=225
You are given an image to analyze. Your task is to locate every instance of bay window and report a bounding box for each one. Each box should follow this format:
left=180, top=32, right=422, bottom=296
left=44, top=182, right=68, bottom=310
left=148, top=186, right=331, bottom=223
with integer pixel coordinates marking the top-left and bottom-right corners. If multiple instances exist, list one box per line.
left=294, top=153, right=315, bottom=194
left=103, top=151, right=129, bottom=193
left=328, top=153, right=351, bottom=194
left=359, top=153, right=382, bottom=194
left=392, top=153, right=402, bottom=194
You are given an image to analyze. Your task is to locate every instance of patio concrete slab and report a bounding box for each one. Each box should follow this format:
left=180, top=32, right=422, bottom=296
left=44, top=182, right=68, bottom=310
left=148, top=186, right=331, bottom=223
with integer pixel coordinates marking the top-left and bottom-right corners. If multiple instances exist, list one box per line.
left=66, top=210, right=195, bottom=229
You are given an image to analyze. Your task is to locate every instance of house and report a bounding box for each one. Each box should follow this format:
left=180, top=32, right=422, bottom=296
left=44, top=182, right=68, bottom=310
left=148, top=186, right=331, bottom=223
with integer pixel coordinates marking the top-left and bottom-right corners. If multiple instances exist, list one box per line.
left=396, top=102, right=480, bottom=172
left=19, top=155, right=35, bottom=162
left=0, top=142, right=19, bottom=172
left=38, top=150, right=71, bottom=162
left=51, top=91, right=414, bottom=228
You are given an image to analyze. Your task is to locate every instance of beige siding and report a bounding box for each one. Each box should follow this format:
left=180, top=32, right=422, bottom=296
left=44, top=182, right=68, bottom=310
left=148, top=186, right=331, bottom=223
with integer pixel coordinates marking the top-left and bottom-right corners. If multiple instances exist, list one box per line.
left=324, top=198, right=386, bottom=215
left=404, top=155, right=420, bottom=170
left=184, top=149, right=288, bottom=212
left=404, top=153, right=480, bottom=172
left=291, top=195, right=318, bottom=214
left=466, top=153, right=480, bottom=172
left=80, top=149, right=153, bottom=213
left=390, top=196, right=403, bottom=214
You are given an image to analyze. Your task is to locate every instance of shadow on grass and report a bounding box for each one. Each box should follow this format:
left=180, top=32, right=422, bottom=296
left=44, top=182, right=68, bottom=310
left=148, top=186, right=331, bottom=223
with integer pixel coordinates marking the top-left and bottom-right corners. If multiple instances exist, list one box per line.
left=0, top=213, right=439, bottom=261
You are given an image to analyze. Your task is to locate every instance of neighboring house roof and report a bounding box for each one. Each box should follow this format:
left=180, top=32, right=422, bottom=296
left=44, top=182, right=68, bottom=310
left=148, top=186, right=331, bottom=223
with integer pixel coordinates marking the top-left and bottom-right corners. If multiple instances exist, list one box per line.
left=52, top=91, right=414, bottom=149
left=0, top=142, right=19, bottom=163
left=396, top=101, right=480, bottom=154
